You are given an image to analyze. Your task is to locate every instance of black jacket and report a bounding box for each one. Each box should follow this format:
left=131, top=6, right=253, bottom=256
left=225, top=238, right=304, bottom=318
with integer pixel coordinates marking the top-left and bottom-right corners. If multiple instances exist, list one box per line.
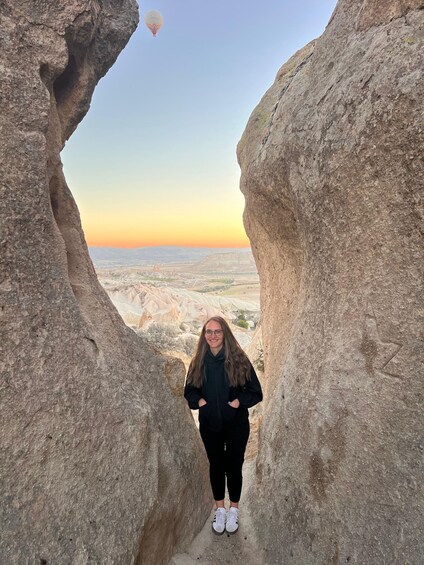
left=184, top=348, right=263, bottom=432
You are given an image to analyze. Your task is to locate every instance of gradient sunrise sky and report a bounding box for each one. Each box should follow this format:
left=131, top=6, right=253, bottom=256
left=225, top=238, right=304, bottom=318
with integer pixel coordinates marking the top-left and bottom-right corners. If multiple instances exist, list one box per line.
left=62, top=0, right=337, bottom=248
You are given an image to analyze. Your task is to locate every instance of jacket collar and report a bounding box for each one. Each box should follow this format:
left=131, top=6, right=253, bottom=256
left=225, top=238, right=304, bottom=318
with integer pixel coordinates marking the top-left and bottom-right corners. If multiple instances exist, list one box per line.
left=205, top=346, right=225, bottom=362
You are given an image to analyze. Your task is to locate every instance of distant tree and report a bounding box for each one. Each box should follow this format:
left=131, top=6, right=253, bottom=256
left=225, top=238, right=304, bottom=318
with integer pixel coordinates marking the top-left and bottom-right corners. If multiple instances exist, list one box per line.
left=234, top=309, right=249, bottom=329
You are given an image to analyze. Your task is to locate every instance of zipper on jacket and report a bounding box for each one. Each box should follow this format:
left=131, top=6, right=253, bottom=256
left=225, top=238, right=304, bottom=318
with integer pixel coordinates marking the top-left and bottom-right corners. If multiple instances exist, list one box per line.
left=213, top=366, right=222, bottom=429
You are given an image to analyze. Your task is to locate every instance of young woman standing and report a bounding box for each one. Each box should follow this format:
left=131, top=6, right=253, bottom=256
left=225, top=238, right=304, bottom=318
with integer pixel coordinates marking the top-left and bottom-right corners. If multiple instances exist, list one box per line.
left=184, top=316, right=263, bottom=535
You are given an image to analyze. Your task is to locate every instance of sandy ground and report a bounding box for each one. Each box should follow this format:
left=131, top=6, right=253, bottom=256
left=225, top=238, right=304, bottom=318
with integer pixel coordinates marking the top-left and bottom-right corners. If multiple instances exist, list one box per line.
left=169, top=418, right=265, bottom=565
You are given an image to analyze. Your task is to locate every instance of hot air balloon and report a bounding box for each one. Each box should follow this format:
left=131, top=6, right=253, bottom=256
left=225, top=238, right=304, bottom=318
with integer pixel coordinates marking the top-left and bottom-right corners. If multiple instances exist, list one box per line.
left=144, top=10, right=163, bottom=37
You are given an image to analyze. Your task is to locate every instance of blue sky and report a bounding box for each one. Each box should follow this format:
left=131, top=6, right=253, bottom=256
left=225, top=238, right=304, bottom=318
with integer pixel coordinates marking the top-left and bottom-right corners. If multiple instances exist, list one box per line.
left=62, top=0, right=337, bottom=247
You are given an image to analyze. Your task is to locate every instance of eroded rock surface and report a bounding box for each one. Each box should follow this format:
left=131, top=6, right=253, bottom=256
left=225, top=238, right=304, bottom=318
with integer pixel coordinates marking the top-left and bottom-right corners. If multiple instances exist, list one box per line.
left=238, top=0, right=424, bottom=563
left=0, top=2, right=210, bottom=563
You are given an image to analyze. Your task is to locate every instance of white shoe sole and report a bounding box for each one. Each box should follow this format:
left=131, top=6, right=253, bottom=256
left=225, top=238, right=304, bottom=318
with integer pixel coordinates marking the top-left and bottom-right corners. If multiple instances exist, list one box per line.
left=211, top=524, right=225, bottom=535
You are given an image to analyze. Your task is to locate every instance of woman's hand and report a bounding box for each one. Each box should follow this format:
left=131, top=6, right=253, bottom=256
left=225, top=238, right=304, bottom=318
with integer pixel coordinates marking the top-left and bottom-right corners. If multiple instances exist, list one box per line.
left=228, top=399, right=240, bottom=409
left=198, top=398, right=207, bottom=407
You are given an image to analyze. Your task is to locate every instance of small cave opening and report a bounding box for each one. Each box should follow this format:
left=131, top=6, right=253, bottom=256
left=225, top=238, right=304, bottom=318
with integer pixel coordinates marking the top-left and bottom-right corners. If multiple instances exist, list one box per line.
left=53, top=55, right=79, bottom=105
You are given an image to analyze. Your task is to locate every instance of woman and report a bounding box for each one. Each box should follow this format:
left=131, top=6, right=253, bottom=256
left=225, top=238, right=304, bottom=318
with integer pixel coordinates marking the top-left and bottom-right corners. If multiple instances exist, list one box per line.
left=184, top=316, right=263, bottom=535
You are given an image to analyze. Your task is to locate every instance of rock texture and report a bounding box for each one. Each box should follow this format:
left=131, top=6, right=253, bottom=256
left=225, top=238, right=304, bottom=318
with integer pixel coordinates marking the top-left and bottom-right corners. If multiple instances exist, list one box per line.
left=238, top=0, right=424, bottom=563
left=0, top=2, right=211, bottom=564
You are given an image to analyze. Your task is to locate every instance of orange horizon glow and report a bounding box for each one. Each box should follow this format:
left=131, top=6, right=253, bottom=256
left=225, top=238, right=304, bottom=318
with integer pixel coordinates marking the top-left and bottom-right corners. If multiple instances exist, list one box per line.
left=85, top=236, right=251, bottom=249
left=79, top=204, right=251, bottom=249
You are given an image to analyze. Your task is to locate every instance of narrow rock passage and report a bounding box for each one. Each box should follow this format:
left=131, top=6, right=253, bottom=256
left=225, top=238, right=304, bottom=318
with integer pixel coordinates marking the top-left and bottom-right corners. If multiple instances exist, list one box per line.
left=169, top=421, right=265, bottom=565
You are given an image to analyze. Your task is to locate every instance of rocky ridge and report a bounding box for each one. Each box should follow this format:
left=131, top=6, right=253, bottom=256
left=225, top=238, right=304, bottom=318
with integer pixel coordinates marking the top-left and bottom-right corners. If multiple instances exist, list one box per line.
left=238, top=0, right=424, bottom=563
left=0, top=2, right=211, bottom=564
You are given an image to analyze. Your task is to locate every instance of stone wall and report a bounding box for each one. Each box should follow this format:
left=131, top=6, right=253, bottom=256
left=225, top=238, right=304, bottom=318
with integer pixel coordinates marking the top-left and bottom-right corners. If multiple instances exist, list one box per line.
left=238, top=0, right=424, bottom=562
left=0, top=2, right=210, bottom=563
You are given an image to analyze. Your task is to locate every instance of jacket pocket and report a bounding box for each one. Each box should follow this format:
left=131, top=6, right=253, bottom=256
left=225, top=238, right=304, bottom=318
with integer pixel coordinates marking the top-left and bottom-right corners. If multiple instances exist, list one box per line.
left=199, top=402, right=213, bottom=425
left=199, top=402, right=222, bottom=431
left=198, top=403, right=209, bottom=420
left=221, top=402, right=238, bottom=424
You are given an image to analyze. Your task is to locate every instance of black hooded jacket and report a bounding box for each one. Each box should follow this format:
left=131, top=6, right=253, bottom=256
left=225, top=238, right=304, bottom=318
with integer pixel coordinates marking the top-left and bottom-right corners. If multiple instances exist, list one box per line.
left=184, top=348, right=263, bottom=432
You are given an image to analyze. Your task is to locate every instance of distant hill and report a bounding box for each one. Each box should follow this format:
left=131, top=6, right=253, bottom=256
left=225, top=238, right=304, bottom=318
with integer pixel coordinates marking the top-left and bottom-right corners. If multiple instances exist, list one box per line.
left=89, top=246, right=252, bottom=268
left=191, top=252, right=257, bottom=274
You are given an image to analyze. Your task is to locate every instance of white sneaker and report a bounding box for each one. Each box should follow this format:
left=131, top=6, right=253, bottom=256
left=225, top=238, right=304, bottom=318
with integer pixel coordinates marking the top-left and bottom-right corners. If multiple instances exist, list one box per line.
left=211, top=507, right=226, bottom=535
left=225, top=507, right=239, bottom=534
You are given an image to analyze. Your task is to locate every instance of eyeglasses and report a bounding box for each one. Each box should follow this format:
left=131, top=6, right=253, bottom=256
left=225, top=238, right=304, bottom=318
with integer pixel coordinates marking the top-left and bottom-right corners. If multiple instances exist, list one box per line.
left=205, top=329, right=223, bottom=336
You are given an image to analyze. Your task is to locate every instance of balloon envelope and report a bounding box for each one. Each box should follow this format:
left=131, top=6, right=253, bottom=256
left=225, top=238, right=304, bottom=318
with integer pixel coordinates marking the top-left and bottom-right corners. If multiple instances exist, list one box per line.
left=144, top=10, right=163, bottom=37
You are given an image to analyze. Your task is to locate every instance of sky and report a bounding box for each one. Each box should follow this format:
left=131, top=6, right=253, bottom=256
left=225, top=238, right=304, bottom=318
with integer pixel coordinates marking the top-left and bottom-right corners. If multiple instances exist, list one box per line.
left=62, top=0, right=337, bottom=248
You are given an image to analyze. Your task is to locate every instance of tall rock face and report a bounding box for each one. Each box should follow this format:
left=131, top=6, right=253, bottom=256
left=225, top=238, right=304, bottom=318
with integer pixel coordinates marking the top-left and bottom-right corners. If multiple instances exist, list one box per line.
left=0, top=2, right=211, bottom=564
left=238, top=1, right=424, bottom=563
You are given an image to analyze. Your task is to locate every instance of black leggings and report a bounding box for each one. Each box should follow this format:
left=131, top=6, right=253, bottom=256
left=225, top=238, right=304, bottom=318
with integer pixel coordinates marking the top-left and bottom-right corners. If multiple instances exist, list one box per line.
left=199, top=420, right=250, bottom=502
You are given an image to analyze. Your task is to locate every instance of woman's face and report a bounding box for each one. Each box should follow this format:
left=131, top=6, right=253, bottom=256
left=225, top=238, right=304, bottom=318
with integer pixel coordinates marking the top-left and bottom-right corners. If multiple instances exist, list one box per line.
left=204, top=320, right=224, bottom=352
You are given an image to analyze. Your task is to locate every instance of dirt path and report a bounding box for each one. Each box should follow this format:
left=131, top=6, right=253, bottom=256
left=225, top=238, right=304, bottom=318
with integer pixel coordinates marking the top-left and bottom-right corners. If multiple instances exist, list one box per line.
left=169, top=424, right=265, bottom=565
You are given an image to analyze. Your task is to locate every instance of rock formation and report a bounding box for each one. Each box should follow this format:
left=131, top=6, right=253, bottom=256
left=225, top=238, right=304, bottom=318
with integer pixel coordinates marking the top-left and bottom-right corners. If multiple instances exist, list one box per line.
left=103, top=282, right=259, bottom=330
left=0, top=2, right=211, bottom=563
left=238, top=0, right=424, bottom=563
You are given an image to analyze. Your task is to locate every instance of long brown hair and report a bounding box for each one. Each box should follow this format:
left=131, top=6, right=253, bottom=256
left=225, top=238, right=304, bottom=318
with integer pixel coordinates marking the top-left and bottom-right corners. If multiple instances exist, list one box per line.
left=186, top=316, right=252, bottom=388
